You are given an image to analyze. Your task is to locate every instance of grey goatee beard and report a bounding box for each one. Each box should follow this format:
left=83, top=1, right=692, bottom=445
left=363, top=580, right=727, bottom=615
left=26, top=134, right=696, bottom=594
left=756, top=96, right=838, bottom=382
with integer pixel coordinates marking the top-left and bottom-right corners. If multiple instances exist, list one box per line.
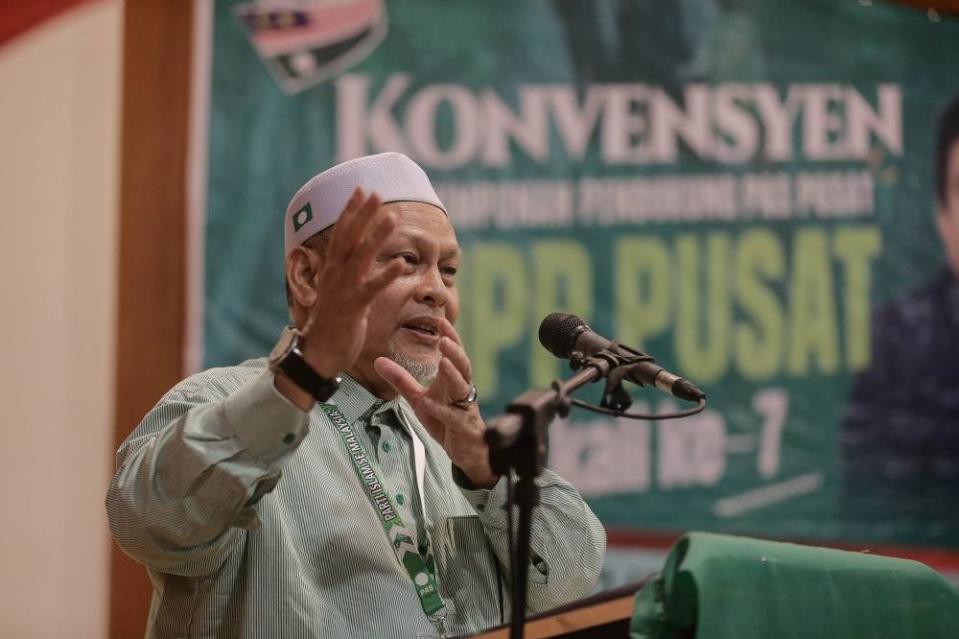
left=388, top=346, right=439, bottom=383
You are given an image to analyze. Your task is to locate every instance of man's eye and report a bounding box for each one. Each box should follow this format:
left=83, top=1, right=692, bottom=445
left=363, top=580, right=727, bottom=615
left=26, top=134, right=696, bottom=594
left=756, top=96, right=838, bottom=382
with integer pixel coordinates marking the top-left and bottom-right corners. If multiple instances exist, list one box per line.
left=442, top=266, right=458, bottom=276
left=397, top=253, right=417, bottom=264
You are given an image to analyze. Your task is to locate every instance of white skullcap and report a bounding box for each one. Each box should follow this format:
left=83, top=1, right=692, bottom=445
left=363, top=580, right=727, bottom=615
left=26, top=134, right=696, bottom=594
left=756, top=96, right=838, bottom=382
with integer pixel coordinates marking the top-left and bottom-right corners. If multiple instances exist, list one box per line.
left=284, top=152, right=447, bottom=254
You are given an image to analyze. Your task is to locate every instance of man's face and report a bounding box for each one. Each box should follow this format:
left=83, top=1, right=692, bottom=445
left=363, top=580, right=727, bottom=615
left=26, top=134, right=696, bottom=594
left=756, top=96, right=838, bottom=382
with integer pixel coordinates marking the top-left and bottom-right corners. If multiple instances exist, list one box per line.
left=938, top=139, right=959, bottom=278
left=351, top=201, right=461, bottom=387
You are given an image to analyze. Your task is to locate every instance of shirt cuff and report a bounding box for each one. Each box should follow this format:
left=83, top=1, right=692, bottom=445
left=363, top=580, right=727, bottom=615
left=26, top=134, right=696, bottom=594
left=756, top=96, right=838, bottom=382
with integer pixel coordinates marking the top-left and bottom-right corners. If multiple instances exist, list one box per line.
left=220, top=370, right=311, bottom=465
left=453, top=464, right=507, bottom=515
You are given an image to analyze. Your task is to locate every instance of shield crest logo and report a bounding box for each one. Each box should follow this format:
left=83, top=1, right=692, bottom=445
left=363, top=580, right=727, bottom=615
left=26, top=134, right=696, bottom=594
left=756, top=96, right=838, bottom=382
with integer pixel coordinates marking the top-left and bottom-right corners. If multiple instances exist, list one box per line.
left=234, top=0, right=388, bottom=95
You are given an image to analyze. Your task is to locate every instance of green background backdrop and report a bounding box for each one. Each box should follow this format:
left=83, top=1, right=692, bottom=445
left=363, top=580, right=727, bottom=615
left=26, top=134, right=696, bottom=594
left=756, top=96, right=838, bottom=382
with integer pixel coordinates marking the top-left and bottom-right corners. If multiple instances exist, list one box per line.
left=203, top=0, right=959, bottom=551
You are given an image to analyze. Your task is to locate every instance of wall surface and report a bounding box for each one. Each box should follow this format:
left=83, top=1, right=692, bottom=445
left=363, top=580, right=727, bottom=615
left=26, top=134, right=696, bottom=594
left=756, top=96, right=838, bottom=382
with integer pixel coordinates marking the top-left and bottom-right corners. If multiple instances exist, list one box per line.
left=0, top=1, right=121, bottom=636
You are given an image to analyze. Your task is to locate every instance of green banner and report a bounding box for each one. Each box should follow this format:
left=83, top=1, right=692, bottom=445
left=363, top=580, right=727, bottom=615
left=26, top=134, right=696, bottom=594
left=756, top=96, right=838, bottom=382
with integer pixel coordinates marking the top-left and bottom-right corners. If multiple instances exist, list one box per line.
left=203, top=0, right=959, bottom=550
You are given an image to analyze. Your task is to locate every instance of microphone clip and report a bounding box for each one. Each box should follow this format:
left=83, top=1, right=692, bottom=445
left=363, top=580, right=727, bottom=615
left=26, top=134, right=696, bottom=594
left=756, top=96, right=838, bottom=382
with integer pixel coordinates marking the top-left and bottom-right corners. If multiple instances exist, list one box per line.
left=570, top=344, right=656, bottom=414
left=601, top=365, right=634, bottom=412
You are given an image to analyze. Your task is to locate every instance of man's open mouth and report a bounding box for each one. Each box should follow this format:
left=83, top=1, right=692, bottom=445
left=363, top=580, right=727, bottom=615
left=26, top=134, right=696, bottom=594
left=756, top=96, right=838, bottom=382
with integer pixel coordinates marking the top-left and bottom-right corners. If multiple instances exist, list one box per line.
left=401, top=318, right=440, bottom=340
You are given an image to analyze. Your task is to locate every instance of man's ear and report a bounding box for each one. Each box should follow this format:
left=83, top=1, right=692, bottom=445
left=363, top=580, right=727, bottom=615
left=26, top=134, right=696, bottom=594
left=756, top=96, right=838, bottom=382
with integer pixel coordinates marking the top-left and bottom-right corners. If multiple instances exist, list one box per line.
left=286, top=246, right=323, bottom=308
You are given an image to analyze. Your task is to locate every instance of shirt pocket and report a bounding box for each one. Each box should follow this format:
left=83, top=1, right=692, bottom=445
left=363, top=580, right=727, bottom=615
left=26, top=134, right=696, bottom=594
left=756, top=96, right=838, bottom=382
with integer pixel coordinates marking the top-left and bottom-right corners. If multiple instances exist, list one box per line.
left=441, top=515, right=502, bottom=631
left=446, top=515, right=489, bottom=556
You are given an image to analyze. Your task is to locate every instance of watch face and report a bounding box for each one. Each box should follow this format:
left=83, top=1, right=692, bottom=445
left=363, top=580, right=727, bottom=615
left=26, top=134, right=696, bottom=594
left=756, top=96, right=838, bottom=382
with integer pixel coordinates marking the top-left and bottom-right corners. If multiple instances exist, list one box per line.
left=269, top=327, right=298, bottom=365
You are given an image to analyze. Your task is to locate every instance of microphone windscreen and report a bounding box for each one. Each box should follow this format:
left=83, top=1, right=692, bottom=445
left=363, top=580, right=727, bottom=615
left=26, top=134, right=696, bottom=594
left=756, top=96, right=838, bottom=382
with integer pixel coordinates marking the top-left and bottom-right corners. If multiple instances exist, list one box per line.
left=538, top=313, right=587, bottom=359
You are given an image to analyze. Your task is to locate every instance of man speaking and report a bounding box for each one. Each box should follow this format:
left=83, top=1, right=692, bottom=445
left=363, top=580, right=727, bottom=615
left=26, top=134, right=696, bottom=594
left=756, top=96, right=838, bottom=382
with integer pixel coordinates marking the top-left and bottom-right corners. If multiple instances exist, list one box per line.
left=106, top=152, right=605, bottom=638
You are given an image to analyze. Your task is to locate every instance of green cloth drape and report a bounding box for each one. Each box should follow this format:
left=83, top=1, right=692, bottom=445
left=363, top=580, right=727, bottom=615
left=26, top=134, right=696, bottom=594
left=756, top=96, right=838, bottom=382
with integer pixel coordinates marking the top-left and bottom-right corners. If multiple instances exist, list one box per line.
left=630, top=532, right=959, bottom=639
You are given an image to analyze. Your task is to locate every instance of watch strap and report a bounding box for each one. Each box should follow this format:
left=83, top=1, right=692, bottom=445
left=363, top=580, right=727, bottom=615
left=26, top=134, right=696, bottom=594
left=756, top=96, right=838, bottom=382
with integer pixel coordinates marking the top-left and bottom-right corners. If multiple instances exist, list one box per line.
left=278, top=348, right=341, bottom=402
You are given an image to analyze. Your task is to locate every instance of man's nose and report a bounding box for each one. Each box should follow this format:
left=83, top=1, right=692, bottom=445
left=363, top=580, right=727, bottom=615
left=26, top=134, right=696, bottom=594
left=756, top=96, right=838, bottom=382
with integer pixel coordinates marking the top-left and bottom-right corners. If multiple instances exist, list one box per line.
left=414, top=266, right=448, bottom=307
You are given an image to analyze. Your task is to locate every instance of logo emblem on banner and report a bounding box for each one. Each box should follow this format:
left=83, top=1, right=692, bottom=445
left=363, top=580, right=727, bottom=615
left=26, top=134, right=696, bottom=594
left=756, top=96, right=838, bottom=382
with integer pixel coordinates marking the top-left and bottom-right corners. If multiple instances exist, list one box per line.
left=234, top=0, right=387, bottom=95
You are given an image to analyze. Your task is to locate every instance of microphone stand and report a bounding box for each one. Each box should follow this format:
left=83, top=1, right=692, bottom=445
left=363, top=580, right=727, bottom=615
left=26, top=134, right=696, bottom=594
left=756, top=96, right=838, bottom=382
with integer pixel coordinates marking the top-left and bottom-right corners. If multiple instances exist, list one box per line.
left=484, top=349, right=633, bottom=639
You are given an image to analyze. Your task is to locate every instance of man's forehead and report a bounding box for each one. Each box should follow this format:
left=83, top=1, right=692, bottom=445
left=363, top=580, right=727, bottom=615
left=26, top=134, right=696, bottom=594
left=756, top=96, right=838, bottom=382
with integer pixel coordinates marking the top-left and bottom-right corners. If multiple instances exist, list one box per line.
left=386, top=202, right=460, bottom=252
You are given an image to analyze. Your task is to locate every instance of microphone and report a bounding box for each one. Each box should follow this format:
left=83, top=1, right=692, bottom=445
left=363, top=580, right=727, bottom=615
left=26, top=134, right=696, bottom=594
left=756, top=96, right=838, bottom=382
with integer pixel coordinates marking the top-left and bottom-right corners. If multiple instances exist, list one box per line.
left=538, top=312, right=706, bottom=403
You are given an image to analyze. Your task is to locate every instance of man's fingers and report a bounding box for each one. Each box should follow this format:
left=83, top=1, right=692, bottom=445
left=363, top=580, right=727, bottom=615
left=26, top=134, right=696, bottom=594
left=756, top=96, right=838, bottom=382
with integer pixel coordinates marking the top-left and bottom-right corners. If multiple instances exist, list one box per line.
left=349, top=209, right=398, bottom=280
left=331, top=190, right=382, bottom=263
left=373, top=356, right=424, bottom=402
left=437, top=318, right=464, bottom=347
left=438, top=355, right=472, bottom=402
left=439, top=337, right=472, bottom=384
left=338, top=186, right=364, bottom=226
left=328, top=187, right=366, bottom=261
left=417, top=397, right=471, bottom=432
left=359, top=259, right=404, bottom=302
left=342, top=191, right=384, bottom=249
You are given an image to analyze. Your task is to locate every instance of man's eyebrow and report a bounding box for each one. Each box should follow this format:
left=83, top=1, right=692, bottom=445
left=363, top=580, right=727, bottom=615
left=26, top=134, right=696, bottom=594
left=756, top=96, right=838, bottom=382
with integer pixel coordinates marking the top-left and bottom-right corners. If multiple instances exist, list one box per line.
left=393, top=229, right=461, bottom=258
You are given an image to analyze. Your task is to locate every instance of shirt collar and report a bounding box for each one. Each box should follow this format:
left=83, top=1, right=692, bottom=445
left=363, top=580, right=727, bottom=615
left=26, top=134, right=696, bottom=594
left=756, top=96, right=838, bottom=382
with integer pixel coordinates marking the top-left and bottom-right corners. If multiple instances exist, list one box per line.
left=326, top=373, right=404, bottom=425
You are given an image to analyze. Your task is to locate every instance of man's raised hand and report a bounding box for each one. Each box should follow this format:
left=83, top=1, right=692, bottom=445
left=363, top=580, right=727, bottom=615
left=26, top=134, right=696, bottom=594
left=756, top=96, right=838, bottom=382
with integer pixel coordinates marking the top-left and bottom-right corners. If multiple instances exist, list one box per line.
left=300, top=187, right=402, bottom=377
left=373, top=319, right=499, bottom=488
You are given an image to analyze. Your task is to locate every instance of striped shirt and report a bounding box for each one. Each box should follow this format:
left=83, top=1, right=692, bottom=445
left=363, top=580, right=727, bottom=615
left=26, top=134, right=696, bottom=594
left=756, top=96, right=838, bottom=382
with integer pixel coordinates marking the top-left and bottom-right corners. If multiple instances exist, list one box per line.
left=106, top=359, right=606, bottom=638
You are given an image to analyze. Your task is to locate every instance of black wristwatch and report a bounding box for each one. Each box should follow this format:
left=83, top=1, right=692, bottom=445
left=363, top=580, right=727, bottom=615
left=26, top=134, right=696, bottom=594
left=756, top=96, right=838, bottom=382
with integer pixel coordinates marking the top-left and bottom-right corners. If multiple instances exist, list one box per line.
left=269, top=327, right=341, bottom=402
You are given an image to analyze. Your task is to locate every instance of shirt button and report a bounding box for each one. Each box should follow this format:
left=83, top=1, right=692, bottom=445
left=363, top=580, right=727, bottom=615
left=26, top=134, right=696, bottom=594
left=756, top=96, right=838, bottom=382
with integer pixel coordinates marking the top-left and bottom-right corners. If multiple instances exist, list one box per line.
left=396, top=493, right=405, bottom=505
left=382, top=441, right=391, bottom=453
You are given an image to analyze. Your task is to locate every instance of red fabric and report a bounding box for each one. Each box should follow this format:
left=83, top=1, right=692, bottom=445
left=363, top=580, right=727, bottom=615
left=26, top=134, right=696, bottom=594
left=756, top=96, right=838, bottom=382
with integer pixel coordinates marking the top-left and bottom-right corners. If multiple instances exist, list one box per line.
left=0, top=0, right=98, bottom=49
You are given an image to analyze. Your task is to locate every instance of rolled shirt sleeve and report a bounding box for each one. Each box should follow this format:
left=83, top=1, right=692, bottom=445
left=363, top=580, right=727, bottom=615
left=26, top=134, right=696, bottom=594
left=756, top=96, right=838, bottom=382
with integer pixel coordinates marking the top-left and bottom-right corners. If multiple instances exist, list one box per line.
left=106, top=367, right=309, bottom=576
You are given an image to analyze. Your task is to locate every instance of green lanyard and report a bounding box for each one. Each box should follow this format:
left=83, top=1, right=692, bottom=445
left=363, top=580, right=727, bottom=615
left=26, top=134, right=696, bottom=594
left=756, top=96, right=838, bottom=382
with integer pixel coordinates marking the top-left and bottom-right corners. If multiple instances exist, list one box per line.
left=320, top=403, right=447, bottom=620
